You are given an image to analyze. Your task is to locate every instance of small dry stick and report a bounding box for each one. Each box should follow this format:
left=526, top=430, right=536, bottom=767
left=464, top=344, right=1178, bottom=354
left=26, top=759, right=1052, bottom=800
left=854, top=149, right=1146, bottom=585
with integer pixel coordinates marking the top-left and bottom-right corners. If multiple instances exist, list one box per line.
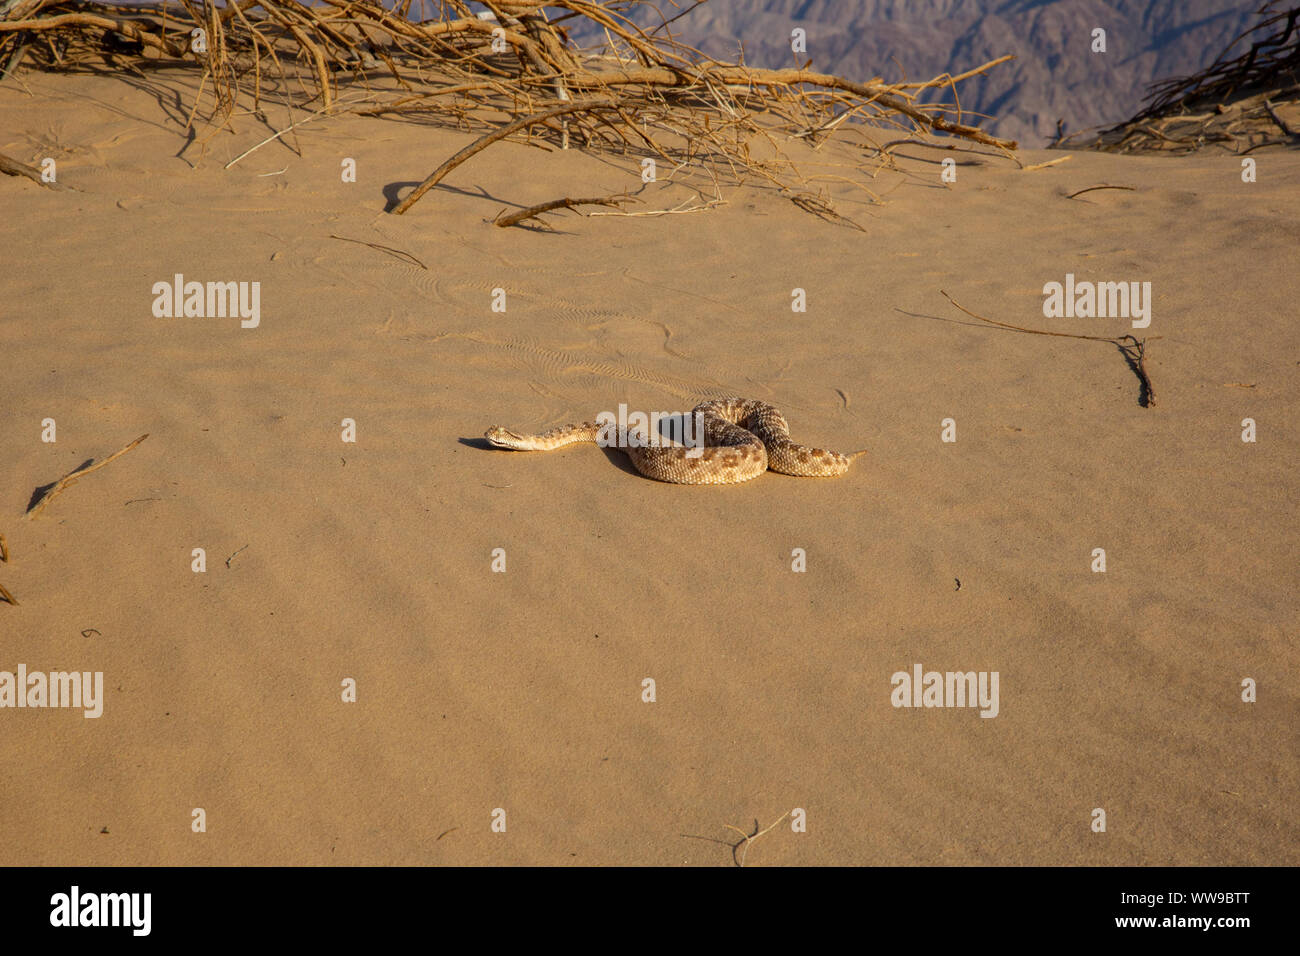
left=26, top=434, right=150, bottom=519
left=329, top=234, right=428, bottom=269
left=588, top=197, right=725, bottom=218
left=784, top=190, right=868, bottom=232
left=223, top=97, right=366, bottom=170
left=1125, top=334, right=1156, bottom=407
left=940, top=291, right=1157, bottom=407
left=392, top=100, right=617, bottom=215
left=0, top=529, right=10, bottom=605
left=1066, top=184, right=1136, bottom=200
left=723, top=809, right=792, bottom=867
left=0, top=151, right=70, bottom=190
left=1022, top=155, right=1071, bottom=171
left=493, top=194, right=636, bottom=227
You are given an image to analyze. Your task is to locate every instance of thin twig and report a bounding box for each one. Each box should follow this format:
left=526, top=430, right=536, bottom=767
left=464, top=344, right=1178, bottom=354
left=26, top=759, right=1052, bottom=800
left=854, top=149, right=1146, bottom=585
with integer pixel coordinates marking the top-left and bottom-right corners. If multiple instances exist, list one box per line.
left=0, top=151, right=70, bottom=190
left=329, top=234, right=428, bottom=269
left=492, top=193, right=636, bottom=227
left=1120, top=333, right=1157, bottom=407
left=589, top=196, right=725, bottom=217
left=224, top=101, right=340, bottom=169
left=26, top=434, right=150, bottom=519
left=722, top=810, right=792, bottom=867
left=1022, top=155, right=1071, bottom=171
left=940, top=291, right=1158, bottom=408
left=783, top=189, right=867, bottom=231
left=1066, top=184, right=1135, bottom=200
left=393, top=100, right=618, bottom=214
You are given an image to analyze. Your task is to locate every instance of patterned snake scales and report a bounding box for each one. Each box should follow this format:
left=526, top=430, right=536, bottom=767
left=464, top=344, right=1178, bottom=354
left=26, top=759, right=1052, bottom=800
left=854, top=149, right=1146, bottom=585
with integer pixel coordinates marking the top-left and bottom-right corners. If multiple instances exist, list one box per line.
left=485, top=397, right=865, bottom=485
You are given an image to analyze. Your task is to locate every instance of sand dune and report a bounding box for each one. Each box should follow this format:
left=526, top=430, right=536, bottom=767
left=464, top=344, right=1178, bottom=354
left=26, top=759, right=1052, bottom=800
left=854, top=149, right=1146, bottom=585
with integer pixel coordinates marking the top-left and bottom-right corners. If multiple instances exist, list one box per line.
left=1, top=68, right=1296, bottom=865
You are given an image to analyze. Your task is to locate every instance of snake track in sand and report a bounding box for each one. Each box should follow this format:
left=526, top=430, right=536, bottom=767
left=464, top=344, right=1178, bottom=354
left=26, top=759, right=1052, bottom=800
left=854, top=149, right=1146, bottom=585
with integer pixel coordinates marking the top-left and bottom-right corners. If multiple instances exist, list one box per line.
left=485, top=398, right=865, bottom=485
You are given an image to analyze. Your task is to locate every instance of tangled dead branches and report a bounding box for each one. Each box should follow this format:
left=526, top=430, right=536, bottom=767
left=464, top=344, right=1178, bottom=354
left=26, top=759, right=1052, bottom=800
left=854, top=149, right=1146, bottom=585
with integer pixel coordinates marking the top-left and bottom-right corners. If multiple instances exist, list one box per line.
left=1059, top=1, right=1300, bottom=155
left=1, top=0, right=1018, bottom=219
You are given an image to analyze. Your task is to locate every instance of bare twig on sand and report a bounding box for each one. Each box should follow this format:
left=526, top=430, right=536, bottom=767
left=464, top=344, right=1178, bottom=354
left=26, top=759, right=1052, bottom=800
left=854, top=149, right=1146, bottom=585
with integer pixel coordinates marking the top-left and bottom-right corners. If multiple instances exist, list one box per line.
left=1066, top=184, right=1135, bottom=200
left=723, top=810, right=793, bottom=867
left=588, top=196, right=724, bottom=217
left=393, top=100, right=618, bottom=215
left=329, top=234, right=427, bottom=269
left=940, top=291, right=1158, bottom=407
left=0, top=530, right=13, bottom=605
left=681, top=808, right=794, bottom=866
left=0, top=150, right=69, bottom=189
left=784, top=189, right=868, bottom=231
left=26, top=434, right=150, bottom=519
left=1021, top=155, right=1071, bottom=171
left=223, top=102, right=344, bottom=170
left=493, top=194, right=637, bottom=228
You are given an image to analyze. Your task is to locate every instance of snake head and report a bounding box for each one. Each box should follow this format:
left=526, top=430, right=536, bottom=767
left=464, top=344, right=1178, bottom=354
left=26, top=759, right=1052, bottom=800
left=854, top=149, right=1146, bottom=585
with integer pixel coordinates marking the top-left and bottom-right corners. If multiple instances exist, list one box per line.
left=484, top=426, right=524, bottom=449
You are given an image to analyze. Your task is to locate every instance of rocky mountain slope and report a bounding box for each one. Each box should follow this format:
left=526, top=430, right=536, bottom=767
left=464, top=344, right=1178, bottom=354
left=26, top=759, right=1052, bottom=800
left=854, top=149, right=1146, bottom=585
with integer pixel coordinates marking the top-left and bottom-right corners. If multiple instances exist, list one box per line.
left=571, top=0, right=1267, bottom=145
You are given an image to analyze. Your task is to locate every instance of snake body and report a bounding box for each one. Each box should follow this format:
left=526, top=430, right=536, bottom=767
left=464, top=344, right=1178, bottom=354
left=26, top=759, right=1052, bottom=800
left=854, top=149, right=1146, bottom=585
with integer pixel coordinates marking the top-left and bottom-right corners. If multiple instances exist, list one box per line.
left=485, top=398, right=863, bottom=485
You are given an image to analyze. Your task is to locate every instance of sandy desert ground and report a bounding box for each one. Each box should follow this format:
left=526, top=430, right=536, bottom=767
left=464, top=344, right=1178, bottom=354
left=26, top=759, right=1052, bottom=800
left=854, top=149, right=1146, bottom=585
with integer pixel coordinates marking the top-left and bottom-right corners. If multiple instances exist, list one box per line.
left=1, top=68, right=1297, bottom=865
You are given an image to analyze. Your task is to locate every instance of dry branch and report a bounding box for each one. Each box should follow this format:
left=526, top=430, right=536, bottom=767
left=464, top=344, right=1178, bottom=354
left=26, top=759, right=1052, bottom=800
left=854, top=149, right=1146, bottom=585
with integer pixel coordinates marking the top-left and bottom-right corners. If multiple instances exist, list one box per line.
left=1066, top=184, right=1135, bottom=199
left=1021, top=155, right=1070, bottom=171
left=493, top=193, right=636, bottom=227
left=1062, top=2, right=1300, bottom=154
left=723, top=810, right=792, bottom=868
left=26, top=434, right=150, bottom=520
left=588, top=195, right=724, bottom=217
left=329, top=233, right=427, bottom=268
left=940, top=291, right=1157, bottom=408
left=0, top=12, right=188, bottom=57
left=3, top=1, right=1021, bottom=222
left=0, top=150, right=70, bottom=189
left=393, top=99, right=618, bottom=214
left=223, top=99, right=351, bottom=169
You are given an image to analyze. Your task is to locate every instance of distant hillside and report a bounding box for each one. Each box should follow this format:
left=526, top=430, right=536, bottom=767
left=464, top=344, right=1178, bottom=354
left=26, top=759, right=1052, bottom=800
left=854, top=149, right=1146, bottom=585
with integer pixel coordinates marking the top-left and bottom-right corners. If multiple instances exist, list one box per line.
left=568, top=0, right=1265, bottom=145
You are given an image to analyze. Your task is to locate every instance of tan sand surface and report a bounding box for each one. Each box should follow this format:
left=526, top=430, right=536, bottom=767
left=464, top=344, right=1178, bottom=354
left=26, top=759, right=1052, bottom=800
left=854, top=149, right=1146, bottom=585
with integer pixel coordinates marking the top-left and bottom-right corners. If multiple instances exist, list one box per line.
left=1, top=70, right=1297, bottom=865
